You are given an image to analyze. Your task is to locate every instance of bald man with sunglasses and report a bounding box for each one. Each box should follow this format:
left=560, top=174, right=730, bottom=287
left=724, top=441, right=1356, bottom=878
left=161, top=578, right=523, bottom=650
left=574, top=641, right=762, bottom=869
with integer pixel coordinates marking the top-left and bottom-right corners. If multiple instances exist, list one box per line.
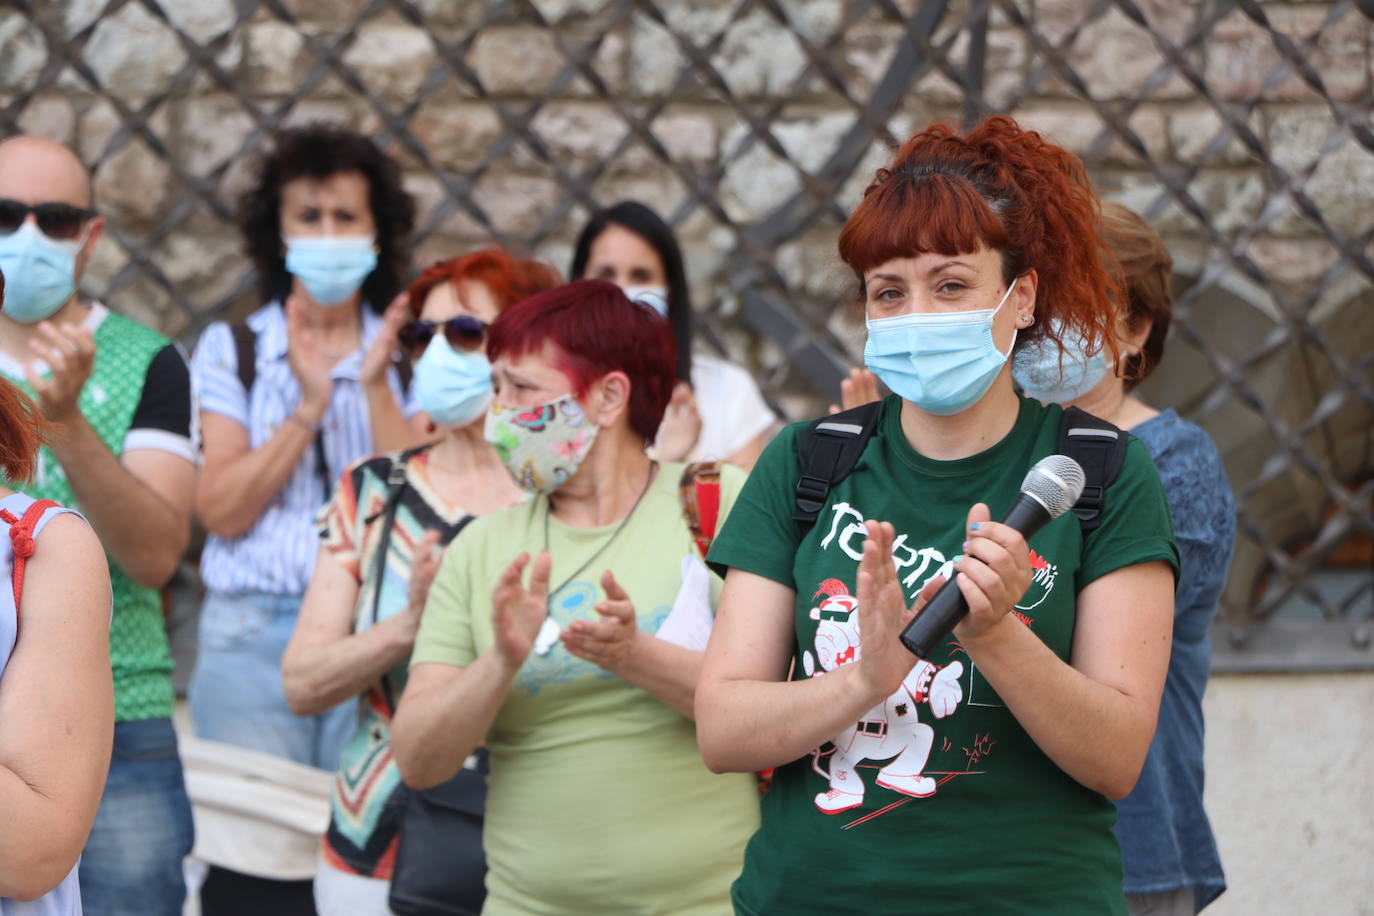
left=0, top=135, right=196, bottom=916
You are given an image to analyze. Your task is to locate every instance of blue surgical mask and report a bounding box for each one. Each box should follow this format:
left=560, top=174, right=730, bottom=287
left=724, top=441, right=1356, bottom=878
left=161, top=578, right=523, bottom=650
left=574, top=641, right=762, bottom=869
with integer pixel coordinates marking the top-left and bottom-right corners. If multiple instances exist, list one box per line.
left=283, top=235, right=377, bottom=306
left=863, top=279, right=1018, bottom=416
left=1012, top=322, right=1113, bottom=404
left=620, top=285, right=670, bottom=318
left=412, top=334, right=493, bottom=428
left=0, top=221, right=83, bottom=324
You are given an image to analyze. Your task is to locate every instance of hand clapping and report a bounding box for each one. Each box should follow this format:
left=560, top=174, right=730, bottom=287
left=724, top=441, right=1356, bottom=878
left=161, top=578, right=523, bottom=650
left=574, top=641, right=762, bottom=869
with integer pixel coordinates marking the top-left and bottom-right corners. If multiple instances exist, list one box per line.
left=23, top=320, right=96, bottom=425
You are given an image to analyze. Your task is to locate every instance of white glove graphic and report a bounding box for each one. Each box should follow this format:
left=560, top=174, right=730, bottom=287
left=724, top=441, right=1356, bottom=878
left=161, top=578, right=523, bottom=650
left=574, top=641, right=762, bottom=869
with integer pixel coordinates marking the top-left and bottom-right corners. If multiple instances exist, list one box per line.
left=927, top=661, right=964, bottom=719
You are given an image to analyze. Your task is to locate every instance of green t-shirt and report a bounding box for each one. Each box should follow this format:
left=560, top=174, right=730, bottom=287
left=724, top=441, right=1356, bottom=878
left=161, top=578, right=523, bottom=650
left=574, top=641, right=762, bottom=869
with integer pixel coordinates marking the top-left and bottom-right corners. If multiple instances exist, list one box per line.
left=707, top=396, right=1178, bottom=916
left=2, top=309, right=175, bottom=722
left=413, top=461, right=761, bottom=915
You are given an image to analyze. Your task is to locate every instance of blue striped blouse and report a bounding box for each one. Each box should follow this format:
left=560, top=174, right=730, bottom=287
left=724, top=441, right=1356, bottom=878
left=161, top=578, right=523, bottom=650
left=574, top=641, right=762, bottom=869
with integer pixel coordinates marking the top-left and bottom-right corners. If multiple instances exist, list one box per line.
left=190, top=301, right=407, bottom=595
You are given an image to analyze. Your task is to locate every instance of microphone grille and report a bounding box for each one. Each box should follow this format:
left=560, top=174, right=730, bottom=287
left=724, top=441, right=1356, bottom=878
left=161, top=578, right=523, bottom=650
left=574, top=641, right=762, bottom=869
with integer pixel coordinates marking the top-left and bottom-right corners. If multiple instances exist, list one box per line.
left=1022, top=455, right=1086, bottom=519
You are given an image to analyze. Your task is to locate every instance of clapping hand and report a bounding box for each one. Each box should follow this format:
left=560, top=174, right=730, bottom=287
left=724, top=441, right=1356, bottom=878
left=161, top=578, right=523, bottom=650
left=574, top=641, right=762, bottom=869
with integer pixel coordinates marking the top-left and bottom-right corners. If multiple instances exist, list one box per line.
left=398, top=531, right=443, bottom=642
left=654, top=382, right=702, bottom=461
left=854, top=520, right=945, bottom=698
left=561, top=570, right=639, bottom=674
left=361, top=292, right=408, bottom=389
left=24, top=320, right=95, bottom=425
left=828, top=367, right=881, bottom=414
left=491, top=551, right=553, bottom=671
left=285, top=295, right=335, bottom=422
left=951, top=502, right=1033, bottom=641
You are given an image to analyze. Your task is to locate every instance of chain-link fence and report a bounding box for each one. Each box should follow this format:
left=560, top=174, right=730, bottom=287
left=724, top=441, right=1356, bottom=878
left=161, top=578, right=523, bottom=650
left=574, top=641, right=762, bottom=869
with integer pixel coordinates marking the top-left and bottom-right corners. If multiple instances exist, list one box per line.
left=1, top=0, right=1371, bottom=669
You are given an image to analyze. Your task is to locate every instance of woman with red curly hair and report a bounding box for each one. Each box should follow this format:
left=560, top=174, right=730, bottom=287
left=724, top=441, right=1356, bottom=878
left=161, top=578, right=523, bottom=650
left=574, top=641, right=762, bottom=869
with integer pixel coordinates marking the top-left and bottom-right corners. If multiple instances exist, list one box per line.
left=697, top=117, right=1179, bottom=914
left=0, top=271, right=114, bottom=912
left=282, top=247, right=556, bottom=914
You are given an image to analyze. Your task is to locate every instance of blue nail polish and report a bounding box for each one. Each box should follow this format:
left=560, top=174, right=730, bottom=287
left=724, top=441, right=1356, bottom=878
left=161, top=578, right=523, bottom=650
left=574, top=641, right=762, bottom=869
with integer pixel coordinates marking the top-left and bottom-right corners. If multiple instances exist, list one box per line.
left=970, top=523, right=981, bottom=531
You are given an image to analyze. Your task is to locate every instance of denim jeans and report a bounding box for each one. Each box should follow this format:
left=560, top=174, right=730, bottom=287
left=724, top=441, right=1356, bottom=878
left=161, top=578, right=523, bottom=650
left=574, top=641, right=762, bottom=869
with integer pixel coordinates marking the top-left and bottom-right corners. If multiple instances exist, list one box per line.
left=78, top=718, right=195, bottom=916
left=189, top=590, right=356, bottom=770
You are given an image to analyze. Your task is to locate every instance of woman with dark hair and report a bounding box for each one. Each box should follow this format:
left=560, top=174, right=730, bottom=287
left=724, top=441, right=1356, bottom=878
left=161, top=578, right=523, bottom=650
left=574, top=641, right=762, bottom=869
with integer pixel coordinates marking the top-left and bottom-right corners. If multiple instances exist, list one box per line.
left=695, top=117, right=1179, bottom=914
left=188, top=123, right=417, bottom=778
left=392, top=279, right=759, bottom=914
left=1013, top=201, right=1233, bottom=914
left=0, top=270, right=114, bottom=914
left=571, top=201, right=777, bottom=470
left=280, top=248, right=558, bottom=915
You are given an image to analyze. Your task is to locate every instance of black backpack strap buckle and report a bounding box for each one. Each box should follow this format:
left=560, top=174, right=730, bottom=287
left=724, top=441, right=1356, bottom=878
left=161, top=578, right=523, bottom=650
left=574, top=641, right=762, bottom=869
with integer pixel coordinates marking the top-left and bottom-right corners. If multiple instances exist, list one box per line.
left=792, top=402, right=883, bottom=528
left=1057, top=406, right=1128, bottom=535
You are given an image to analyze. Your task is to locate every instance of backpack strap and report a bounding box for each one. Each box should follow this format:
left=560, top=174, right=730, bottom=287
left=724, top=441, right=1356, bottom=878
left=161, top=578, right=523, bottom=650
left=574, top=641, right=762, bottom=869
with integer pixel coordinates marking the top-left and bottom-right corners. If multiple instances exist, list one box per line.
left=678, top=461, right=723, bottom=560
left=230, top=321, right=257, bottom=394
left=792, top=401, right=883, bottom=530
left=1057, top=405, right=1128, bottom=534
left=1, top=499, right=61, bottom=614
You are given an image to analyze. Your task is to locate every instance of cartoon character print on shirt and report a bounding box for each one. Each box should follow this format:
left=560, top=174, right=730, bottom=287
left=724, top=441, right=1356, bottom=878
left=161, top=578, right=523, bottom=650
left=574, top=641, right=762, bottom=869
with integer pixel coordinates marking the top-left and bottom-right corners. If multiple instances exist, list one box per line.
left=513, top=578, right=672, bottom=696
left=803, top=578, right=964, bottom=815
left=804, top=500, right=1061, bottom=819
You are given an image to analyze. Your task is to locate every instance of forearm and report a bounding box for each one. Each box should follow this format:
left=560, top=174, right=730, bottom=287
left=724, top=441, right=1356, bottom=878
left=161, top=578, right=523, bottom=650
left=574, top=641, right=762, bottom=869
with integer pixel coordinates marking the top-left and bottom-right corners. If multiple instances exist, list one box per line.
left=48, top=418, right=187, bottom=587
left=282, top=614, right=415, bottom=716
left=696, top=663, right=879, bottom=773
left=959, top=617, right=1158, bottom=798
left=198, top=417, right=316, bottom=538
left=0, top=767, right=92, bottom=900
left=365, top=381, right=421, bottom=453
left=608, top=635, right=703, bottom=718
left=392, top=651, right=516, bottom=789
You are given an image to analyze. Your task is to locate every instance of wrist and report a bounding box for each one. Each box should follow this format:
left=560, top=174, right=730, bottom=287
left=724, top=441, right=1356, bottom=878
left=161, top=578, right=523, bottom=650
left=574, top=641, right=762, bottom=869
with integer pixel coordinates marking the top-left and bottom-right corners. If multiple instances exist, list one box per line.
left=285, top=410, right=322, bottom=433
left=295, top=397, right=328, bottom=427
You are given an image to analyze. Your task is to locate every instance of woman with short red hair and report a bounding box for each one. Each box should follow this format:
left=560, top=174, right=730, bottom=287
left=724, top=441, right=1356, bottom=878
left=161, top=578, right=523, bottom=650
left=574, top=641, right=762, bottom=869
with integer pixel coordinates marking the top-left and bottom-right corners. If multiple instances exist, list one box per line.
left=392, top=279, right=760, bottom=914
left=282, top=247, right=556, bottom=914
left=696, top=117, right=1179, bottom=914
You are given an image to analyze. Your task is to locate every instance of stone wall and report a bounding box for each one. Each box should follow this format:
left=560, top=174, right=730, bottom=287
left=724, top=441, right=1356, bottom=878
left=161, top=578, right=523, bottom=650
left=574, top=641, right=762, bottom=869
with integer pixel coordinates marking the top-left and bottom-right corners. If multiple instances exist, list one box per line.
left=2, top=0, right=1372, bottom=639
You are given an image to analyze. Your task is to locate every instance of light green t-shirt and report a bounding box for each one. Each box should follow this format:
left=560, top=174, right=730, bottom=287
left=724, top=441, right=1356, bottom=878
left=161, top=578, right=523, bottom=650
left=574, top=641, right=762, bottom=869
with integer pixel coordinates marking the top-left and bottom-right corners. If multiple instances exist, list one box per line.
left=707, top=395, right=1179, bottom=916
left=413, top=461, right=760, bottom=915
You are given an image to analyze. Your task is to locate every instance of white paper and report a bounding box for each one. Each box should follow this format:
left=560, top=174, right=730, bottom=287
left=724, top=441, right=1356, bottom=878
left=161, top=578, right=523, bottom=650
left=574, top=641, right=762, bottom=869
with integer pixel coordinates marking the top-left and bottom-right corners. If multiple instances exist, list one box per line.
left=533, top=616, right=561, bottom=656
left=655, top=554, right=715, bottom=651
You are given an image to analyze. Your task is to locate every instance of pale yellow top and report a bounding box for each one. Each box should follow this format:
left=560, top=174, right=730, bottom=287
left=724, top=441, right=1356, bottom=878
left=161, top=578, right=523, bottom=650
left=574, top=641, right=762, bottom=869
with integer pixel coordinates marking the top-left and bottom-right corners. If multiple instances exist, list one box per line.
left=414, top=462, right=760, bottom=915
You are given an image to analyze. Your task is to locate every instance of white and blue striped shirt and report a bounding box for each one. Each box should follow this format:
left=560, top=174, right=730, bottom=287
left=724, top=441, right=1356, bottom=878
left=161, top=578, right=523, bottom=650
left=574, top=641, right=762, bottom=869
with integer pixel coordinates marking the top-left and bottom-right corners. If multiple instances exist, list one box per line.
left=191, top=301, right=408, bottom=595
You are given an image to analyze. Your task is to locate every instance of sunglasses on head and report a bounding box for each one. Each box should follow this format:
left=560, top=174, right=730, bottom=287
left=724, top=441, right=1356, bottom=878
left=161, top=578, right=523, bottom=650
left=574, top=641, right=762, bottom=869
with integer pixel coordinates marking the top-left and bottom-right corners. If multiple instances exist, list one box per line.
left=398, top=316, right=488, bottom=356
left=0, top=199, right=97, bottom=242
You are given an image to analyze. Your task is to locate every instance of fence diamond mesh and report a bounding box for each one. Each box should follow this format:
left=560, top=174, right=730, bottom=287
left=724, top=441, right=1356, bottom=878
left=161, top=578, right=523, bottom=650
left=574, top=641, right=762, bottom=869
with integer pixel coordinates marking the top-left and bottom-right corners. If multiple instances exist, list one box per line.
left=1, top=0, right=1371, bottom=668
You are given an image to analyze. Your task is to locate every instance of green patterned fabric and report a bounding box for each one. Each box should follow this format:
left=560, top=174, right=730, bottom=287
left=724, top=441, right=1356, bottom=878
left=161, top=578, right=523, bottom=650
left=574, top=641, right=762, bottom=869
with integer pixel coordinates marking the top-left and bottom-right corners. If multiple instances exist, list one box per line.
left=2, top=310, right=175, bottom=722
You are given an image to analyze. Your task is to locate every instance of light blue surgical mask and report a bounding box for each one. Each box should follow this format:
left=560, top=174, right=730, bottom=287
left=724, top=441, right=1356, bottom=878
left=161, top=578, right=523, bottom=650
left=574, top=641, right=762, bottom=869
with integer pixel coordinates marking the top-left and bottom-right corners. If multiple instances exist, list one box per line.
left=283, top=235, right=377, bottom=306
left=1012, top=321, right=1113, bottom=404
left=0, top=221, right=83, bottom=324
left=412, top=334, right=493, bottom=428
left=620, top=285, right=670, bottom=318
left=863, top=279, right=1018, bottom=416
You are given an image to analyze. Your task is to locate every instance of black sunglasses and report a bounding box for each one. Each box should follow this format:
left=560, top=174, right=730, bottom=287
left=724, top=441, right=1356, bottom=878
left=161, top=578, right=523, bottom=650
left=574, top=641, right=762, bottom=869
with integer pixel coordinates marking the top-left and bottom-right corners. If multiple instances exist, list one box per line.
left=398, top=316, right=488, bottom=356
left=0, top=199, right=97, bottom=242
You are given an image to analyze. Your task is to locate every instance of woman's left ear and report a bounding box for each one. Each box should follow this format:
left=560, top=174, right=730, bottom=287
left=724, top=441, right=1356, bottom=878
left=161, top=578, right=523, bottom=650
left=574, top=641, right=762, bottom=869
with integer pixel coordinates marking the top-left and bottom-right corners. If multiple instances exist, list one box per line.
left=593, top=372, right=632, bottom=428
left=1015, top=269, right=1039, bottom=328
left=1123, top=315, right=1153, bottom=356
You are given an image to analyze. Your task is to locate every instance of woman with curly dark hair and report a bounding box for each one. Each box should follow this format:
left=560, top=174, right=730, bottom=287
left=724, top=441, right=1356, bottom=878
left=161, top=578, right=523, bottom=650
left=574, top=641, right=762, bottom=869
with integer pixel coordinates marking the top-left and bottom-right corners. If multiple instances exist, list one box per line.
left=188, top=124, right=417, bottom=782
left=696, top=117, right=1179, bottom=914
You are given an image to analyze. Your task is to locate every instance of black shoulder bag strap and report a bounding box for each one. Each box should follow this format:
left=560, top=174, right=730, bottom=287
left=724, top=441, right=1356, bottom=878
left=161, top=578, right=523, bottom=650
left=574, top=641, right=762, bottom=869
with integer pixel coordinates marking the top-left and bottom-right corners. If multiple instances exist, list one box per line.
left=792, top=401, right=883, bottom=530
left=1057, top=405, right=1129, bottom=534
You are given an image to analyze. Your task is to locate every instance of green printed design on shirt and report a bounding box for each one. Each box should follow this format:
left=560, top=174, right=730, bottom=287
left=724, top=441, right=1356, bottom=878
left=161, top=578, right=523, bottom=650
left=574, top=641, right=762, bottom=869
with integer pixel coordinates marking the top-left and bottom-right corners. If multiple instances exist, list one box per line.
left=2, top=311, right=175, bottom=722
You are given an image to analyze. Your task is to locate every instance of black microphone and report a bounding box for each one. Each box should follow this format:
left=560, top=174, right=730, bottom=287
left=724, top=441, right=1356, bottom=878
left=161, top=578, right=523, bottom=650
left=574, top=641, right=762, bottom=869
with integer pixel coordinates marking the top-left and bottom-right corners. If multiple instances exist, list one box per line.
left=899, top=455, right=1086, bottom=659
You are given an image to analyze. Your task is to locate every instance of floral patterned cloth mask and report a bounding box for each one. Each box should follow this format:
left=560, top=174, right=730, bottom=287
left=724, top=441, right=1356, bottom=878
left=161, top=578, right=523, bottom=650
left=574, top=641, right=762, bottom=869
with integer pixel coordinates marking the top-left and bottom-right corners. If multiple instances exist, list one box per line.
left=484, top=393, right=600, bottom=495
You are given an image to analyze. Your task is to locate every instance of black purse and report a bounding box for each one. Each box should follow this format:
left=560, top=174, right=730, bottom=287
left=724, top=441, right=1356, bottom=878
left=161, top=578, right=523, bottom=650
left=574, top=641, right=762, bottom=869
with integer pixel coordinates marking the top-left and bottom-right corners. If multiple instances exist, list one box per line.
left=362, top=448, right=488, bottom=915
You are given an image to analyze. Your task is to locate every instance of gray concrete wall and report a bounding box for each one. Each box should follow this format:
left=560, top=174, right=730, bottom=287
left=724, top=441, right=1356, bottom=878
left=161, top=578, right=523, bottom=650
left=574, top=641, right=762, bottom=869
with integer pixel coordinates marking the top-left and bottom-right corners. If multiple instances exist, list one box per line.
left=1203, top=673, right=1374, bottom=914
